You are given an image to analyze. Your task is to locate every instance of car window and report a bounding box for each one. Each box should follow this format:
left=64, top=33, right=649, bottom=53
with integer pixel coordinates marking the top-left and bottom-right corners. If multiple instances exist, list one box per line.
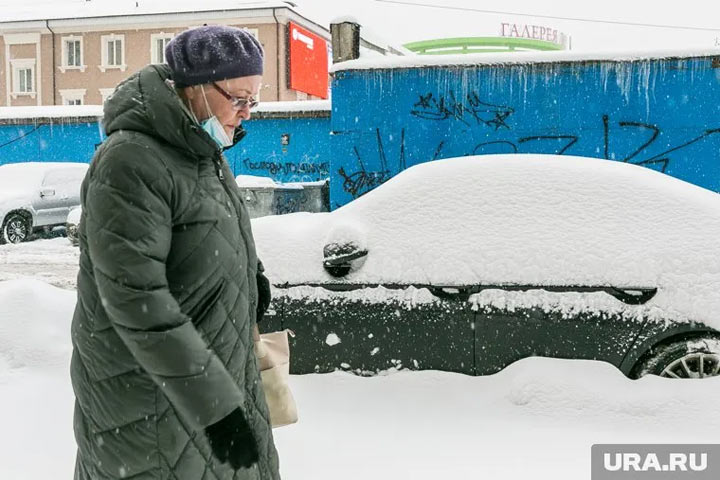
left=42, top=167, right=87, bottom=187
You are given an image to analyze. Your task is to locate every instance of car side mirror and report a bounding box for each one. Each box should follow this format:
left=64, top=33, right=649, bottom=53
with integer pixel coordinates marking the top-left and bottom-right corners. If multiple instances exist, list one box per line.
left=323, top=242, right=368, bottom=277
left=40, top=188, right=55, bottom=198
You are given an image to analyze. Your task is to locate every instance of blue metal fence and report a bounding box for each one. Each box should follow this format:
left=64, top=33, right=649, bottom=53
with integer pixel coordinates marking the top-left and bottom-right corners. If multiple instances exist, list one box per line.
left=0, top=114, right=331, bottom=184
left=329, top=56, right=720, bottom=208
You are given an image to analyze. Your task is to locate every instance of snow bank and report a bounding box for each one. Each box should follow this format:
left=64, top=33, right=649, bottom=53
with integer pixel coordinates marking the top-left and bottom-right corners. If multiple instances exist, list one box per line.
left=0, top=279, right=719, bottom=479
left=0, top=279, right=75, bottom=372
left=236, top=174, right=277, bottom=188
left=253, top=154, right=720, bottom=329
left=273, top=360, right=720, bottom=480
left=332, top=47, right=720, bottom=71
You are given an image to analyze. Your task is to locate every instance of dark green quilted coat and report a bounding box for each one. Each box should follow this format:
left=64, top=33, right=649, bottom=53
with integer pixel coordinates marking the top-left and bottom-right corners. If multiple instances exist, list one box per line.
left=70, top=64, right=281, bottom=479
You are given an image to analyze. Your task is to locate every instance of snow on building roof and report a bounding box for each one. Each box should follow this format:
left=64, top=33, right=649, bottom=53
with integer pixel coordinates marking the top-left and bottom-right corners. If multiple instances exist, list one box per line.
left=255, top=99, right=330, bottom=113
left=0, top=101, right=329, bottom=121
left=0, top=105, right=103, bottom=120
left=331, top=47, right=720, bottom=72
left=0, top=0, right=291, bottom=23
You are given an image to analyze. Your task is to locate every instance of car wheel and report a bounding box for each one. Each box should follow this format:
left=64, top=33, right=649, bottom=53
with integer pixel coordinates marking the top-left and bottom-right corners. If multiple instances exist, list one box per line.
left=634, top=336, right=720, bottom=379
left=1, top=213, right=31, bottom=244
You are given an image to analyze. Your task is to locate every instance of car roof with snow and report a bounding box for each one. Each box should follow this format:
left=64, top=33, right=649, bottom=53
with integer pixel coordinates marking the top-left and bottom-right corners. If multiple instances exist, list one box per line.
left=0, top=162, right=87, bottom=190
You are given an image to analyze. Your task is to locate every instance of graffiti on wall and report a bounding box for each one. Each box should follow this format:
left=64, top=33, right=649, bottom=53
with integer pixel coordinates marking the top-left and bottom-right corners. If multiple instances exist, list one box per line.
left=339, top=112, right=720, bottom=200
left=338, top=128, right=407, bottom=198
left=410, top=91, right=514, bottom=129
left=242, top=155, right=329, bottom=179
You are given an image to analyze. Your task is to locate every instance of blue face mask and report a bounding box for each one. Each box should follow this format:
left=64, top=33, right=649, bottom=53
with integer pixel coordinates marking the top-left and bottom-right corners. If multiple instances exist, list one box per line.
left=201, top=115, right=233, bottom=148
left=199, top=86, right=234, bottom=148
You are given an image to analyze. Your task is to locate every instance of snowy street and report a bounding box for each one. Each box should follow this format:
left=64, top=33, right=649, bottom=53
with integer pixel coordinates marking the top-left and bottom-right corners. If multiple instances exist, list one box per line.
left=1, top=240, right=719, bottom=479
left=0, top=238, right=79, bottom=290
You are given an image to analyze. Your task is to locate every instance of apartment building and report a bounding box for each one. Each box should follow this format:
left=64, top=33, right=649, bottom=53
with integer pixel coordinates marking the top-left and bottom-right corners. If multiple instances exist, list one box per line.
left=0, top=1, right=353, bottom=106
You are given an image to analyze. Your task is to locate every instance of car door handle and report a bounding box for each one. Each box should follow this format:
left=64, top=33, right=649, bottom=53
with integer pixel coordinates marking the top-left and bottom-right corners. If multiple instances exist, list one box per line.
left=40, top=189, right=55, bottom=198
left=428, top=287, right=471, bottom=301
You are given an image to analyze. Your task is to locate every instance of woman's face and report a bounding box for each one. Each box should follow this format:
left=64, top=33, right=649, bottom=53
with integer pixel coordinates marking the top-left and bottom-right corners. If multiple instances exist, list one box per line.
left=184, top=75, right=263, bottom=139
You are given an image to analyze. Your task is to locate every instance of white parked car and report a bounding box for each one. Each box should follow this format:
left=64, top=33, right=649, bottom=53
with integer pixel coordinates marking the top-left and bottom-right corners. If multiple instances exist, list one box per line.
left=0, top=162, right=88, bottom=244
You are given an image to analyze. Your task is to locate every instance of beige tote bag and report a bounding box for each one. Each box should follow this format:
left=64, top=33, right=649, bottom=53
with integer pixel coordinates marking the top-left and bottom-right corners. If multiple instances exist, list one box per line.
left=253, top=326, right=298, bottom=428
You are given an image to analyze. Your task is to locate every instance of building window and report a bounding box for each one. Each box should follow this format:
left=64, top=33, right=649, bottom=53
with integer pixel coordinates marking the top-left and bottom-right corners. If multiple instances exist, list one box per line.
left=60, top=35, right=86, bottom=72
left=60, top=89, right=86, bottom=105
left=10, top=59, right=36, bottom=98
left=150, top=33, right=174, bottom=64
left=99, top=88, right=115, bottom=104
left=18, top=68, right=32, bottom=92
left=100, top=34, right=126, bottom=72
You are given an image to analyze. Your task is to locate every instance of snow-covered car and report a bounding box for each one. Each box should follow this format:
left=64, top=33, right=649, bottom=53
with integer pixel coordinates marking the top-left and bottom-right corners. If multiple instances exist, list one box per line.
left=66, top=205, right=82, bottom=247
left=253, top=154, right=720, bottom=379
left=0, top=162, right=88, bottom=244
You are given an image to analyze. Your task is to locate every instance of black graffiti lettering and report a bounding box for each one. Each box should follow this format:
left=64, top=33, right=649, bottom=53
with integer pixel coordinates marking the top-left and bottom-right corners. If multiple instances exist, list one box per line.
left=432, top=141, right=445, bottom=160
left=465, top=92, right=514, bottom=130
left=411, top=91, right=514, bottom=129
left=644, top=128, right=720, bottom=164
left=635, top=158, right=670, bottom=173
left=616, top=122, right=660, bottom=162
left=472, top=141, right=518, bottom=155
left=518, top=135, right=579, bottom=155
left=242, top=157, right=329, bottom=177
left=338, top=145, right=390, bottom=198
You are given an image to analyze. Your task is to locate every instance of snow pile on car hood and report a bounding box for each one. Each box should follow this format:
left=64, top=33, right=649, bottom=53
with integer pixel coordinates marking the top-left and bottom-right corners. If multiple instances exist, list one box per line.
left=253, top=154, right=720, bottom=328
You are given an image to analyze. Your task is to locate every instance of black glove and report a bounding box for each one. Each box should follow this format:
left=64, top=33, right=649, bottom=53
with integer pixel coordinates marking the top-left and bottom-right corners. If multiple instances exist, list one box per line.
left=205, top=407, right=259, bottom=470
left=256, top=262, right=271, bottom=323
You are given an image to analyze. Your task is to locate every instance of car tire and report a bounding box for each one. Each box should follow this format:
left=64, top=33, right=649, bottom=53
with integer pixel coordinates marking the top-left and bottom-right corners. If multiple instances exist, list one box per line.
left=1, top=212, right=31, bottom=245
left=633, top=336, right=720, bottom=379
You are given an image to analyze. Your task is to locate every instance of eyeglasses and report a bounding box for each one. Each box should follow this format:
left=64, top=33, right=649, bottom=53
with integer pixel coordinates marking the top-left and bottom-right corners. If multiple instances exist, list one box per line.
left=212, top=83, right=259, bottom=110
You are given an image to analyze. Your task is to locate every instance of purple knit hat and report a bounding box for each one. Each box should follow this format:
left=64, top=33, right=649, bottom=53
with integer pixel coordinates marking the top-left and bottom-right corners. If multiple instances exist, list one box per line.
left=165, top=25, right=264, bottom=88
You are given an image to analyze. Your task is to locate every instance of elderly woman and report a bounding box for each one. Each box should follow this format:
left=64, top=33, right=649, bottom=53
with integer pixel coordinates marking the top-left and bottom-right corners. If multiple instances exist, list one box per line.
left=70, top=26, right=279, bottom=479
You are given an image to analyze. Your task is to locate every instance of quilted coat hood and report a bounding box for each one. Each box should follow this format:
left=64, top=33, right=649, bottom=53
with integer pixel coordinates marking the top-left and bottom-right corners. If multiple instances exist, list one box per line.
left=102, top=64, right=218, bottom=159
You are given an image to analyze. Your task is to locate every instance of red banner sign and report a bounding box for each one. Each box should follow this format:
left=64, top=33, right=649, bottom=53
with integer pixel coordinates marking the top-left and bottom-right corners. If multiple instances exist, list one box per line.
left=288, top=22, right=328, bottom=99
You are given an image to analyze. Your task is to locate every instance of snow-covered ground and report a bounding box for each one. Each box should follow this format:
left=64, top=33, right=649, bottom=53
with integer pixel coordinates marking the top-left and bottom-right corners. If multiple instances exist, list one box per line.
left=0, top=237, right=79, bottom=290
left=1, top=274, right=718, bottom=479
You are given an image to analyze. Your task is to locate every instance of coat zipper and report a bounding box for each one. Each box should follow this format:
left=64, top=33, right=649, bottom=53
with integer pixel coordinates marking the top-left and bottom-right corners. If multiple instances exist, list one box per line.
left=211, top=152, right=259, bottom=315
left=212, top=153, right=226, bottom=182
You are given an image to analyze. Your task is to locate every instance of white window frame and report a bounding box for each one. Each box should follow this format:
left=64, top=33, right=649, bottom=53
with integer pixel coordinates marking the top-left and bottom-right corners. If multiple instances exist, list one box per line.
left=99, top=34, right=127, bottom=72
left=60, top=88, right=86, bottom=105
left=60, top=35, right=86, bottom=73
left=99, top=88, right=115, bottom=104
left=10, top=58, right=36, bottom=99
left=150, top=32, right=174, bottom=64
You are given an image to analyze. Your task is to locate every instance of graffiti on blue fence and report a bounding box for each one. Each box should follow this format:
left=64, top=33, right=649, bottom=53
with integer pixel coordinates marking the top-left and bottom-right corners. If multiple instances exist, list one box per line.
left=410, top=91, right=514, bottom=129
left=242, top=156, right=329, bottom=177
left=340, top=114, right=720, bottom=200
left=338, top=128, right=406, bottom=198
